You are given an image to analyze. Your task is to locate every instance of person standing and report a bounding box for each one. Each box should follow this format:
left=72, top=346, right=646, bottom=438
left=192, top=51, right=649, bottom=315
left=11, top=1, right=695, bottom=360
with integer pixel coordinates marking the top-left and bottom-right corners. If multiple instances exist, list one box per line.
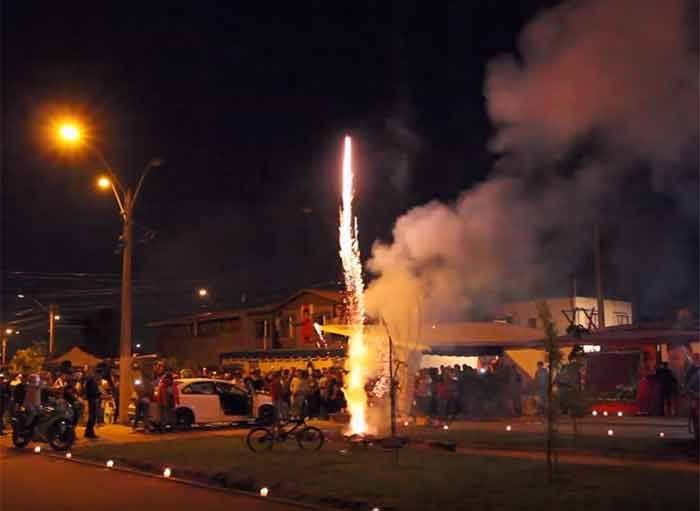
left=157, top=373, right=179, bottom=429
left=84, top=368, right=101, bottom=439
left=656, top=362, right=679, bottom=417
left=268, top=371, right=284, bottom=424
left=0, top=371, right=10, bottom=435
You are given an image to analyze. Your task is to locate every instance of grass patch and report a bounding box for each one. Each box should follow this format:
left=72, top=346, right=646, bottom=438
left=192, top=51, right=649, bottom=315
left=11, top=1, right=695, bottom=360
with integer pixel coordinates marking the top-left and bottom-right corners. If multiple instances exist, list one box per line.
left=74, top=436, right=699, bottom=511
left=404, top=426, right=696, bottom=459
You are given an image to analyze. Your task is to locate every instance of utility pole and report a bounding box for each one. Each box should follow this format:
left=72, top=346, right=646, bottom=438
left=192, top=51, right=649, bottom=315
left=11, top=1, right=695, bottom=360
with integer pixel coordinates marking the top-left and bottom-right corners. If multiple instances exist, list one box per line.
left=119, top=189, right=134, bottom=426
left=594, top=224, right=605, bottom=329
left=48, top=304, right=56, bottom=355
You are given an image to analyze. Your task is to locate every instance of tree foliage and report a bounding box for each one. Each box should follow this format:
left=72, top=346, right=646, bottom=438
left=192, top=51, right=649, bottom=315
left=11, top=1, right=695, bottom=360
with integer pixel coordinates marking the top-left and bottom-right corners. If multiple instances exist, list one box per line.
left=10, top=343, right=46, bottom=374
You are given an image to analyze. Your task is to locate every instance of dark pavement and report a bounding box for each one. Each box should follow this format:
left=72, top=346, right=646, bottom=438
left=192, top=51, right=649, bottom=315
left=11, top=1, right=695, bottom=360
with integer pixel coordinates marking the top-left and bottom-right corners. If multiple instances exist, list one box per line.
left=0, top=446, right=306, bottom=511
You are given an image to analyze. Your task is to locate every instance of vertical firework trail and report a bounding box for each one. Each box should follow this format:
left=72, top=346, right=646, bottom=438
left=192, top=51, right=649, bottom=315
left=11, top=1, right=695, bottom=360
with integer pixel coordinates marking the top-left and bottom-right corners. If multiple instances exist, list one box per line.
left=339, top=135, right=368, bottom=434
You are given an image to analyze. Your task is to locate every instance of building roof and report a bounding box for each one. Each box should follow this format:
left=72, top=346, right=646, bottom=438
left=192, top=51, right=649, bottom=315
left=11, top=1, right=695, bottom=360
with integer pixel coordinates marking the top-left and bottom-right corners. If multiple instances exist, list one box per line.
left=48, top=346, right=103, bottom=367
left=147, top=288, right=343, bottom=328
left=556, top=321, right=700, bottom=346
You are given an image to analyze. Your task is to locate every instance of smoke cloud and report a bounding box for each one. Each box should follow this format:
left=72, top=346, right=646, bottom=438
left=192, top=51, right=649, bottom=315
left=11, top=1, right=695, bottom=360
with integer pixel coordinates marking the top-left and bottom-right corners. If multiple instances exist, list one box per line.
left=366, top=0, right=699, bottom=321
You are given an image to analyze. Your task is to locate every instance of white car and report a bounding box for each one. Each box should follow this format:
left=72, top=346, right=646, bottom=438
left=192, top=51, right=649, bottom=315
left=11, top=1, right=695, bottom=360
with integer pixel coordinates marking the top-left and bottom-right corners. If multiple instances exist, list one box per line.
left=172, top=378, right=274, bottom=427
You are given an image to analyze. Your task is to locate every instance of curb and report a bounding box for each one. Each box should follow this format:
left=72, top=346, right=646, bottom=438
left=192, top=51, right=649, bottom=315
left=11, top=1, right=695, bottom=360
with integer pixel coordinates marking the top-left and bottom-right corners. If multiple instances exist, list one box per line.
left=43, top=451, right=333, bottom=511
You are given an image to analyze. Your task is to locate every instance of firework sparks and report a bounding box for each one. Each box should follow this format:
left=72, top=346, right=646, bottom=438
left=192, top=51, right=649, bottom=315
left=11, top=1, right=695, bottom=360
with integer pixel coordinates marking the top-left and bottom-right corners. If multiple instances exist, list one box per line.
left=339, top=135, right=368, bottom=435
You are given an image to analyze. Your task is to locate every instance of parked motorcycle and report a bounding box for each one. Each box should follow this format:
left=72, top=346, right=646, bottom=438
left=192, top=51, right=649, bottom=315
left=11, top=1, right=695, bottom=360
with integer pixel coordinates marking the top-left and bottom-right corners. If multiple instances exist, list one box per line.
left=11, top=398, right=76, bottom=451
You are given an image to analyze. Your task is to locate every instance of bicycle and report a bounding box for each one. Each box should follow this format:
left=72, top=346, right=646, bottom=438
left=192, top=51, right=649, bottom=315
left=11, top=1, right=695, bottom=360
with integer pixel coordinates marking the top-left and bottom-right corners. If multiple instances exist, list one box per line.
left=246, top=418, right=324, bottom=452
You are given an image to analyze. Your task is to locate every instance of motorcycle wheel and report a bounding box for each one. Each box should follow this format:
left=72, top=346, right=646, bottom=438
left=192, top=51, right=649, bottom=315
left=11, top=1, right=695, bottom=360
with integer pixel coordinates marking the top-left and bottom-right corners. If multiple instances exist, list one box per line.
left=12, top=427, right=31, bottom=448
left=48, top=421, right=75, bottom=451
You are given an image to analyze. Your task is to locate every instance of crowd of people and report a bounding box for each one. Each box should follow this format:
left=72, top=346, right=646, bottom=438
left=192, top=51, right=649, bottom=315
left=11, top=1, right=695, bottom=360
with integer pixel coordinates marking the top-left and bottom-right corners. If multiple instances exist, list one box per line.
left=414, top=361, right=529, bottom=421
left=205, top=364, right=348, bottom=421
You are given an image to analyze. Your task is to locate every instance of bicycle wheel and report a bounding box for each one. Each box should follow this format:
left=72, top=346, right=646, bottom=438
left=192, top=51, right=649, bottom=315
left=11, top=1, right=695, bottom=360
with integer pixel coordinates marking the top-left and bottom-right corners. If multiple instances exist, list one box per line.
left=296, top=426, right=324, bottom=451
left=246, top=427, right=274, bottom=452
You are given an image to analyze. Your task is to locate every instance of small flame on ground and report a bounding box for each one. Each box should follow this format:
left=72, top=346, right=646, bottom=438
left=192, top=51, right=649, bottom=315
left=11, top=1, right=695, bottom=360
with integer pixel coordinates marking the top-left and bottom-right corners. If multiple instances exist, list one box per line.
left=33, top=446, right=41, bottom=453
left=106, top=460, right=115, bottom=468
left=443, top=424, right=449, bottom=431
left=163, top=467, right=172, bottom=478
left=592, top=410, right=598, bottom=416
left=603, top=411, right=608, bottom=416
left=506, top=425, right=512, bottom=431
left=339, top=135, right=368, bottom=435
left=260, top=487, right=269, bottom=497
left=659, top=432, right=665, bottom=438
left=65, top=452, right=72, bottom=459
left=607, top=429, right=614, bottom=436
left=617, top=411, right=623, bottom=417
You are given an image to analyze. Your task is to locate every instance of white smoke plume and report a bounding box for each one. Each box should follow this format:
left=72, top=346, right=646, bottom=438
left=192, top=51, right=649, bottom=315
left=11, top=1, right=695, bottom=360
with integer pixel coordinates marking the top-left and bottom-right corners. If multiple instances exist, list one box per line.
left=366, top=0, right=699, bottom=321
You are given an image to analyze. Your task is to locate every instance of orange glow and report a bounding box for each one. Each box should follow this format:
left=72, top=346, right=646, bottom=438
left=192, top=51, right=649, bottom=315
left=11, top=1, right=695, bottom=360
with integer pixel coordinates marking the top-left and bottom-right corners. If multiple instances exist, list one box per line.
left=97, top=176, right=111, bottom=190
left=339, top=135, right=368, bottom=435
left=198, top=288, right=208, bottom=297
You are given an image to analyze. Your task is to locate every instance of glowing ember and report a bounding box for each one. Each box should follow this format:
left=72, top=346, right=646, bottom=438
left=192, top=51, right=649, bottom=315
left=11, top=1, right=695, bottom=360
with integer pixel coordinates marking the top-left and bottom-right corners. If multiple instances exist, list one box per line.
left=33, top=446, right=41, bottom=454
left=65, top=452, right=72, bottom=459
left=163, top=467, right=172, bottom=478
left=260, top=487, right=269, bottom=497
left=339, top=135, right=368, bottom=435
left=106, top=460, right=115, bottom=468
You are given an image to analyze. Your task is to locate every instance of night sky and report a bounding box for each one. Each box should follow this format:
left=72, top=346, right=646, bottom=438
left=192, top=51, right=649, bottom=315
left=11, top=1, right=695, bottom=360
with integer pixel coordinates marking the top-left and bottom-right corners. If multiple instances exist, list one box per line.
left=1, top=1, right=695, bottom=354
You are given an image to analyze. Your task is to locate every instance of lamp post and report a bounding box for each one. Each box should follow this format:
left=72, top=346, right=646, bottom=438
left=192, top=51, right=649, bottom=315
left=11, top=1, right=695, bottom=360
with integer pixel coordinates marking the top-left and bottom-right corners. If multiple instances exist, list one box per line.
left=1, top=328, right=13, bottom=366
left=57, top=122, right=162, bottom=424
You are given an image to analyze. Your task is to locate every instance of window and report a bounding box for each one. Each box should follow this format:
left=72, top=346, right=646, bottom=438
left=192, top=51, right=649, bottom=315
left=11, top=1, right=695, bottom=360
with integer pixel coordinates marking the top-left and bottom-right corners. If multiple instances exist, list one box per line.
left=198, top=320, right=219, bottom=336
left=181, top=382, right=216, bottom=395
left=615, top=313, right=630, bottom=325
left=215, top=383, right=247, bottom=396
left=527, top=318, right=537, bottom=328
left=287, top=315, right=296, bottom=338
left=255, top=320, right=267, bottom=339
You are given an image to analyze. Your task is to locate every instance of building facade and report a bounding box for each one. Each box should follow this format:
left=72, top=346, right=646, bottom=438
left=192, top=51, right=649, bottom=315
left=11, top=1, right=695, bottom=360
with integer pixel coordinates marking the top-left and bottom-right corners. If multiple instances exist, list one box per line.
left=148, top=288, right=343, bottom=366
left=496, top=296, right=633, bottom=334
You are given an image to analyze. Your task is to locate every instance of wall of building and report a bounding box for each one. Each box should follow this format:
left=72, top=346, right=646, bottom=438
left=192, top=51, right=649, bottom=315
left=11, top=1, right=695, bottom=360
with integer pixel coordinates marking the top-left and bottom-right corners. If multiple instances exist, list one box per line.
left=154, top=291, right=342, bottom=366
left=497, top=297, right=633, bottom=334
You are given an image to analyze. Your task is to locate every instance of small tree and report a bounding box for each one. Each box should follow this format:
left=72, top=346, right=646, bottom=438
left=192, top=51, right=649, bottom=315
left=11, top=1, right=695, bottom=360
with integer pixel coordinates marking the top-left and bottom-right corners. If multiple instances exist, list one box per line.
left=10, top=343, right=46, bottom=374
left=537, top=301, right=562, bottom=483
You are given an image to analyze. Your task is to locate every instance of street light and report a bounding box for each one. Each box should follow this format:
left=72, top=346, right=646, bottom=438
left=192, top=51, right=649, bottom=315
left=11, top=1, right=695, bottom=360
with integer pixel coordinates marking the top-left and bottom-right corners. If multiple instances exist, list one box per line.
left=55, top=119, right=164, bottom=425
left=58, top=123, right=81, bottom=143
left=198, top=288, right=208, bottom=297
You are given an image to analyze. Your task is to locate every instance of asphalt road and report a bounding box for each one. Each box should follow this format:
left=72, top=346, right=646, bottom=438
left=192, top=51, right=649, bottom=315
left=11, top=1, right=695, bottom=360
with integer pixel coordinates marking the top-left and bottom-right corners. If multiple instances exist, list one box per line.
left=0, top=446, right=307, bottom=511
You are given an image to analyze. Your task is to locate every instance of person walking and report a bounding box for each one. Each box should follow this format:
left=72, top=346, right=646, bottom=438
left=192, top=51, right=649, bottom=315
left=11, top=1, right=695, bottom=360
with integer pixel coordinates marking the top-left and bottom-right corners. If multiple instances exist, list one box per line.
left=84, top=368, right=101, bottom=439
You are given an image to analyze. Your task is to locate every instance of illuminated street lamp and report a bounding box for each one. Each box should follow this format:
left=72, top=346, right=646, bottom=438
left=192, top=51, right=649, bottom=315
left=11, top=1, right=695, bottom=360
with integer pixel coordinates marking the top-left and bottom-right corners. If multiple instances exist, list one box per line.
left=2, top=328, right=15, bottom=366
left=58, top=123, right=81, bottom=143
left=198, top=288, right=208, bottom=297
left=55, top=118, right=163, bottom=425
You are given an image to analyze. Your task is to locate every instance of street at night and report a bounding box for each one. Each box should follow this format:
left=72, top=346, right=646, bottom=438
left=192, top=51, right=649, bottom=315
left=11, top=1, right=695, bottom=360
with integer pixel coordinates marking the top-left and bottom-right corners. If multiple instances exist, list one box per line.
left=1, top=0, right=698, bottom=509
